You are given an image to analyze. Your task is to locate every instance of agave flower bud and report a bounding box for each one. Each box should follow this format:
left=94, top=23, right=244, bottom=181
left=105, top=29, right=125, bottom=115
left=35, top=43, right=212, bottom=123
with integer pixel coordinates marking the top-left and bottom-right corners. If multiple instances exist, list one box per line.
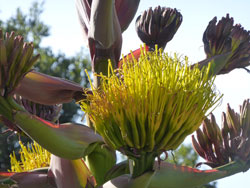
left=192, top=114, right=229, bottom=168
left=202, top=14, right=250, bottom=74
left=203, top=15, right=233, bottom=57
left=136, top=6, right=182, bottom=50
left=80, top=48, right=221, bottom=176
left=14, top=95, right=62, bottom=123
left=0, top=29, right=40, bottom=97
left=192, top=99, right=250, bottom=168
left=0, top=95, right=62, bottom=134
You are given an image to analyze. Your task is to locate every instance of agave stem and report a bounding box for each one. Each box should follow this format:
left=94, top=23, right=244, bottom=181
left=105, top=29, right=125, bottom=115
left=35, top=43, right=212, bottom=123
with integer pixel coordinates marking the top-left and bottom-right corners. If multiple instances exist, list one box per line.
left=131, top=152, right=156, bottom=178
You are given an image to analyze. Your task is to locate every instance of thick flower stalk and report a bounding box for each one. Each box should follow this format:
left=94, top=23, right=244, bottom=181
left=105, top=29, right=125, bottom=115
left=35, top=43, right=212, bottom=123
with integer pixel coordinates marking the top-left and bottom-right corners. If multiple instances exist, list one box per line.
left=76, top=0, right=140, bottom=87
left=80, top=47, right=221, bottom=177
left=136, top=6, right=182, bottom=50
left=1, top=94, right=62, bottom=134
left=192, top=99, right=250, bottom=168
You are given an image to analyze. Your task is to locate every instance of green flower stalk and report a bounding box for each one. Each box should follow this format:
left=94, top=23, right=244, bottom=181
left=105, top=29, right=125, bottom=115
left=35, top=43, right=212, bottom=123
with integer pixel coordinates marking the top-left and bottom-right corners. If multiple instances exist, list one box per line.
left=14, top=95, right=62, bottom=123
left=76, top=0, right=141, bottom=88
left=1, top=94, right=62, bottom=135
left=80, top=48, right=221, bottom=167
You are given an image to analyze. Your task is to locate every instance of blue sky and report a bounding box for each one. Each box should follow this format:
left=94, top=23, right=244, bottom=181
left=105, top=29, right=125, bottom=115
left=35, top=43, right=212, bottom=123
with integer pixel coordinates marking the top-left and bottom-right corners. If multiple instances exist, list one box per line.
left=0, top=0, right=250, bottom=187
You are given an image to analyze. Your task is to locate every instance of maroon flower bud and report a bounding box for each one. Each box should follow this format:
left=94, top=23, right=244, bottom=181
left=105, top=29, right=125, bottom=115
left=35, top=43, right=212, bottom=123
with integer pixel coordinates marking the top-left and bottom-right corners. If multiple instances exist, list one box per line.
left=202, top=14, right=250, bottom=74
left=136, top=6, right=182, bottom=50
left=14, top=95, right=62, bottom=123
left=192, top=99, right=250, bottom=168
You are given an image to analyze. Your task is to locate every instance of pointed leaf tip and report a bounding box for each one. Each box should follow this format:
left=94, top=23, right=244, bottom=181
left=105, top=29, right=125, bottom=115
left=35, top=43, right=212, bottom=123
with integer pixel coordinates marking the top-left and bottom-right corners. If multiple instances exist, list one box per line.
left=15, top=71, right=85, bottom=105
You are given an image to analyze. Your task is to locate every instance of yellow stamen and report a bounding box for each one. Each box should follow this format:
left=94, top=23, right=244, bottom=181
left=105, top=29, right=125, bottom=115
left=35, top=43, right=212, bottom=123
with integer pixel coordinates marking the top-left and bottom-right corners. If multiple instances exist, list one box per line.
left=80, top=47, right=222, bottom=154
left=9, top=141, right=51, bottom=172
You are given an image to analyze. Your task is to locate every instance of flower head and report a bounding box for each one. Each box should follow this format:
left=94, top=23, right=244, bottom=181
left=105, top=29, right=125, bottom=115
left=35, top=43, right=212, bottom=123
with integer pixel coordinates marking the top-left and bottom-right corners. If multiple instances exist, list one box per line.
left=136, top=6, right=182, bottom=50
left=203, top=14, right=250, bottom=74
left=192, top=99, right=250, bottom=168
left=0, top=30, right=39, bottom=97
left=80, top=48, right=221, bottom=158
left=9, top=141, right=51, bottom=172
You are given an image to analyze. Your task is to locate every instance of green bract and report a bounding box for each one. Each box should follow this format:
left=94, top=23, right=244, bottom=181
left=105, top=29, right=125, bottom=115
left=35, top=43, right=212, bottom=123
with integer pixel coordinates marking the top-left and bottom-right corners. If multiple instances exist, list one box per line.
left=80, top=47, right=222, bottom=157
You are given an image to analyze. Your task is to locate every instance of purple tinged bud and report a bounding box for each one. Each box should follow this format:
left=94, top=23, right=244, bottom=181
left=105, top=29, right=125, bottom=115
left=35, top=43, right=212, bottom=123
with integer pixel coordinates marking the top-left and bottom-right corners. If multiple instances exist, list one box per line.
left=192, top=99, right=250, bottom=167
left=0, top=30, right=40, bottom=97
left=202, top=14, right=250, bottom=74
left=14, top=95, right=62, bottom=123
left=136, top=6, right=182, bottom=50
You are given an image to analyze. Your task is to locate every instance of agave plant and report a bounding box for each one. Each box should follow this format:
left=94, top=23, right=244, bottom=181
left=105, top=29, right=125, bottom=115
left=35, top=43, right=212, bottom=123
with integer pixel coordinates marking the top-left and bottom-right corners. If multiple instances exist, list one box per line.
left=0, top=0, right=250, bottom=188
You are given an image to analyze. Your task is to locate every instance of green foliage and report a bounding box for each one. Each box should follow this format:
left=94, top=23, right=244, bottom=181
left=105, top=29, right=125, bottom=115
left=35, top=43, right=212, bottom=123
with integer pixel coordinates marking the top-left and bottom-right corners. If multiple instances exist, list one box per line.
left=167, top=144, right=198, bottom=167
left=0, top=1, right=91, bottom=171
left=2, top=1, right=49, bottom=48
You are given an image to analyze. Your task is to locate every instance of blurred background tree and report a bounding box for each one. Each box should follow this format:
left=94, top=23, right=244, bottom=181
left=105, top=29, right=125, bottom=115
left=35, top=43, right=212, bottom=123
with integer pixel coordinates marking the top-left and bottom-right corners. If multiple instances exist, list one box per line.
left=0, top=1, right=91, bottom=171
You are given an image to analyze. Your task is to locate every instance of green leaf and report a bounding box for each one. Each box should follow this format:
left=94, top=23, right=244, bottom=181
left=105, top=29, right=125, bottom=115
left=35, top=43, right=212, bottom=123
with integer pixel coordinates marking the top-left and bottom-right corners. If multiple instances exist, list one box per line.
left=14, top=111, right=103, bottom=159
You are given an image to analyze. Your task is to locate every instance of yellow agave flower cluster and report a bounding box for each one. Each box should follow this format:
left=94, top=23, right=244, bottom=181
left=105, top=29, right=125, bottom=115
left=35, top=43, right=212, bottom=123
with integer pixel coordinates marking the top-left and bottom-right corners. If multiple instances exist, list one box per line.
left=9, top=141, right=51, bottom=172
left=80, top=47, right=222, bottom=156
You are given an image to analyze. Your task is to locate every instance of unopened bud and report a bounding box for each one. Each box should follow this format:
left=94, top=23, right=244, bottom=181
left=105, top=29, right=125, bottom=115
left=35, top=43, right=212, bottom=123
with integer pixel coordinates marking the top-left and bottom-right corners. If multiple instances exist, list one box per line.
left=136, top=6, right=182, bottom=50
